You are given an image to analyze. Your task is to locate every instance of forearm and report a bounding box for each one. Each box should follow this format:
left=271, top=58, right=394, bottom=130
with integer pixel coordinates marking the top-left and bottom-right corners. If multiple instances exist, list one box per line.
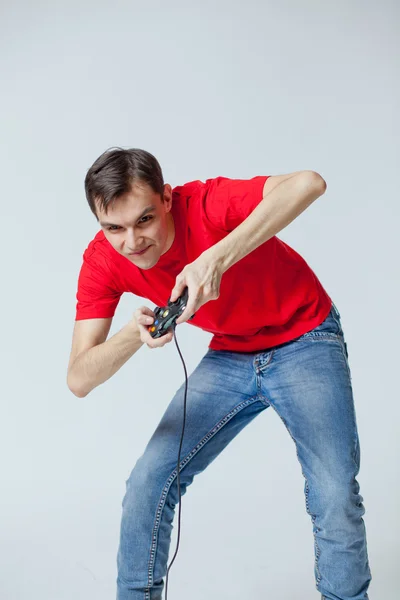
left=68, top=321, right=143, bottom=397
left=209, top=172, right=326, bottom=272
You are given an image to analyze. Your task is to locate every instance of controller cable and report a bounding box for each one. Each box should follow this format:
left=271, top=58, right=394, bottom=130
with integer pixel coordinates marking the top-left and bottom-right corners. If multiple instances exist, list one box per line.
left=164, top=321, right=188, bottom=600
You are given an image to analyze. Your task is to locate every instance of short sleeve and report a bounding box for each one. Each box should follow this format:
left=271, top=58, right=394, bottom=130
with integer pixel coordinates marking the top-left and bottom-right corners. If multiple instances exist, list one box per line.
left=75, top=247, right=122, bottom=320
left=203, top=175, right=270, bottom=231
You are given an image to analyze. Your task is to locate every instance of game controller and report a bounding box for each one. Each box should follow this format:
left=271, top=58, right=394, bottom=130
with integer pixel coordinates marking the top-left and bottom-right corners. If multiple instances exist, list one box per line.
left=148, top=287, right=195, bottom=338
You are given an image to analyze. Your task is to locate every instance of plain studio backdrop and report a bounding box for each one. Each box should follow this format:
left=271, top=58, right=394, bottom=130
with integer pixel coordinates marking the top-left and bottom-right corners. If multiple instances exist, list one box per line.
left=1, top=1, right=398, bottom=599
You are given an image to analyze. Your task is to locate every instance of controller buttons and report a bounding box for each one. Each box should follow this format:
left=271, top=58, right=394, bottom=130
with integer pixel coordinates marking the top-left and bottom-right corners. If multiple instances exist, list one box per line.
left=162, top=309, right=170, bottom=317
left=149, top=326, right=156, bottom=332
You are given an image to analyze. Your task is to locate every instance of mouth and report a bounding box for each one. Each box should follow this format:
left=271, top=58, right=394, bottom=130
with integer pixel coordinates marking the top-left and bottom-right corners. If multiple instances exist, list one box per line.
left=128, top=245, right=151, bottom=256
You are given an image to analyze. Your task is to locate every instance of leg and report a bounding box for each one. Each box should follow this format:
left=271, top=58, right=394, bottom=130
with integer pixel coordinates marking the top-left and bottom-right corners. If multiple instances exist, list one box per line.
left=259, top=306, right=372, bottom=600
left=116, top=348, right=270, bottom=600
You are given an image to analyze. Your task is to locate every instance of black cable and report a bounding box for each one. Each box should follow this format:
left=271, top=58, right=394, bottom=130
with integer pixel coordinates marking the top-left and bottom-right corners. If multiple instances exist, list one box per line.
left=164, top=322, right=188, bottom=600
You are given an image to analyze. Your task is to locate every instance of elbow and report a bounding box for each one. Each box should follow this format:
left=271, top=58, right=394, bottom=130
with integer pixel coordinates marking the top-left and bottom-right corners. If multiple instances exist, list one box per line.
left=68, top=383, right=88, bottom=398
left=300, top=171, right=327, bottom=201
left=319, top=175, right=327, bottom=194
left=309, top=171, right=327, bottom=194
left=71, top=387, right=89, bottom=399
left=67, top=373, right=89, bottom=398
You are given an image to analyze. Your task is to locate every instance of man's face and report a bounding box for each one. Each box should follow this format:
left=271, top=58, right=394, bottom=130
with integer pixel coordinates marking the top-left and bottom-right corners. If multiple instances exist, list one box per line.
left=95, top=182, right=174, bottom=270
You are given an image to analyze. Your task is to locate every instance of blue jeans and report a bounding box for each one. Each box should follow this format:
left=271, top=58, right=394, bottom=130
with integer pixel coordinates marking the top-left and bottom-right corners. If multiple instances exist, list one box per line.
left=116, top=304, right=372, bottom=599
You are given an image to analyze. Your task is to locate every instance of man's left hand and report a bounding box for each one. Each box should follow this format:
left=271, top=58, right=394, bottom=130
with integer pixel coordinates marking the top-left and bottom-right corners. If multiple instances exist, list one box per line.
left=169, top=250, right=224, bottom=325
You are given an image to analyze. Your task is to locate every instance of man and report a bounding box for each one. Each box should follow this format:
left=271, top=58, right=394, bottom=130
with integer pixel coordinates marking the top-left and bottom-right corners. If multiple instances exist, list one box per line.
left=67, top=147, right=372, bottom=600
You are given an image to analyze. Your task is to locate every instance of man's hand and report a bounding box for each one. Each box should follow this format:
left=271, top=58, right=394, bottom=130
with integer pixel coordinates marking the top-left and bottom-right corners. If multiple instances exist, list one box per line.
left=169, top=250, right=224, bottom=325
left=132, top=306, right=174, bottom=348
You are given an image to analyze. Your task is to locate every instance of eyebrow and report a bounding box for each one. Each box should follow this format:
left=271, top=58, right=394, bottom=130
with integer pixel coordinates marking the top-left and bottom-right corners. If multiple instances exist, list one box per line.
left=99, top=205, right=156, bottom=227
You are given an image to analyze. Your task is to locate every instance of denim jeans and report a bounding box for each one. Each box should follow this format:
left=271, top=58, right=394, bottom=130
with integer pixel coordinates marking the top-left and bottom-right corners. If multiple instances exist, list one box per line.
left=116, top=304, right=372, bottom=599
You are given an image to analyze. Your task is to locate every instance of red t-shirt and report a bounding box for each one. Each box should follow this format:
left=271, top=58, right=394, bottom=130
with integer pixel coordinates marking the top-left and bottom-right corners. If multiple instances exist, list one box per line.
left=75, top=175, right=332, bottom=352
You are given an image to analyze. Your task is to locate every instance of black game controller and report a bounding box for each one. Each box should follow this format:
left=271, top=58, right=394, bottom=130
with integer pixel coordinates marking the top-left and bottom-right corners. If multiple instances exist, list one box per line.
left=148, top=287, right=195, bottom=339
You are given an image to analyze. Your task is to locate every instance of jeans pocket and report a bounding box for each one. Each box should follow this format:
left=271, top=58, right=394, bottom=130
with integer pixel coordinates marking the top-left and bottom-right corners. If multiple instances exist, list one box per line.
left=297, top=304, right=343, bottom=340
left=330, top=303, right=344, bottom=337
left=331, top=301, right=341, bottom=318
left=294, top=303, right=352, bottom=383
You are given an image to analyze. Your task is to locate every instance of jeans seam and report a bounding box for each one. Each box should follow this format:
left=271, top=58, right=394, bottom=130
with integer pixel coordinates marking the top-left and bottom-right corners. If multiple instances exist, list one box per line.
left=299, top=331, right=341, bottom=340
left=340, top=339, right=352, bottom=384
left=264, top=400, right=323, bottom=585
left=297, top=331, right=352, bottom=384
left=330, top=306, right=345, bottom=338
left=145, top=395, right=262, bottom=598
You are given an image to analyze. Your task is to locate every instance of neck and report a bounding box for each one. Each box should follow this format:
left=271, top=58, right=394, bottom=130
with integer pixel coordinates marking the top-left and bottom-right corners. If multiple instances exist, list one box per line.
left=163, top=211, right=175, bottom=254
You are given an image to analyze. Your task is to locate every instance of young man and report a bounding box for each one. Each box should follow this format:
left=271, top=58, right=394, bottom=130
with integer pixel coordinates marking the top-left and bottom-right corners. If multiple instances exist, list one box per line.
left=67, top=147, right=372, bottom=600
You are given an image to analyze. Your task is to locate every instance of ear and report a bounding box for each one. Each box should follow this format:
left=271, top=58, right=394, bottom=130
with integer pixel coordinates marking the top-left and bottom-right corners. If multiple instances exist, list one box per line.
left=160, top=183, right=171, bottom=205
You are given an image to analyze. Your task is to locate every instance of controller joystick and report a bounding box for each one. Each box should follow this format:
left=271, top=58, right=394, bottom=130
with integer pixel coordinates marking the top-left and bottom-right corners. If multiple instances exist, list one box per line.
left=148, top=287, right=195, bottom=338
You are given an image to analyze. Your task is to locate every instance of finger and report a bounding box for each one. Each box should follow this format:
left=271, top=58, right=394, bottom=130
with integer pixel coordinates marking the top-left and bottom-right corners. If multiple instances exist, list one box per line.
left=170, top=282, right=185, bottom=303
left=135, top=314, right=153, bottom=329
left=139, top=314, right=154, bottom=325
left=138, top=307, right=155, bottom=318
left=137, top=321, right=155, bottom=343
left=160, top=331, right=174, bottom=345
left=176, top=303, right=196, bottom=325
left=148, top=331, right=173, bottom=349
left=138, top=321, right=173, bottom=348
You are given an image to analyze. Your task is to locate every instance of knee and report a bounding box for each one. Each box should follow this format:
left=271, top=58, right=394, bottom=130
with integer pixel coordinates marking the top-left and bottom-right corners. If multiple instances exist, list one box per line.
left=307, top=475, right=365, bottom=517
left=318, top=477, right=366, bottom=521
left=122, top=455, right=160, bottom=506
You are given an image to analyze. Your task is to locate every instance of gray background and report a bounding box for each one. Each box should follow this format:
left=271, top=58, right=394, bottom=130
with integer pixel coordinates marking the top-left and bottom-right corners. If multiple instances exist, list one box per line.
left=1, top=1, right=398, bottom=598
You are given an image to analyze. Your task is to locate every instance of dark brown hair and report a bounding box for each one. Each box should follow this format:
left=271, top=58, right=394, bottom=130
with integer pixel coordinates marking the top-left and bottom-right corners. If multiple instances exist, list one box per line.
left=84, top=147, right=165, bottom=218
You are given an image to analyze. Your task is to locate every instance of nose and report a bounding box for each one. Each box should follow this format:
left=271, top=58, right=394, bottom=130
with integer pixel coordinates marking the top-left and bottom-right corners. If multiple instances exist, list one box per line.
left=125, top=228, right=143, bottom=251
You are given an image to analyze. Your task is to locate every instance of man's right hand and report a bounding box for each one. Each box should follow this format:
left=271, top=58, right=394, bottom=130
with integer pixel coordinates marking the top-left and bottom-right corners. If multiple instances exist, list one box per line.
left=132, top=306, right=174, bottom=349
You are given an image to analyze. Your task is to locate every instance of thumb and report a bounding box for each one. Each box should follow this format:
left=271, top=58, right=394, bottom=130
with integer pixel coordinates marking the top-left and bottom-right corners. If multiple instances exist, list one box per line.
left=170, top=280, right=184, bottom=303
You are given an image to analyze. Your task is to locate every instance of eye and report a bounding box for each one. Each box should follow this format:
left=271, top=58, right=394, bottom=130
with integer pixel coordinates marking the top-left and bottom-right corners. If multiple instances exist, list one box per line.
left=106, top=215, right=153, bottom=232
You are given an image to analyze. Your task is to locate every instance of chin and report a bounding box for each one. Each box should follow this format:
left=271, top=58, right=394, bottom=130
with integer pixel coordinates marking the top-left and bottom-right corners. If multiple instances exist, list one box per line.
left=130, top=252, right=160, bottom=269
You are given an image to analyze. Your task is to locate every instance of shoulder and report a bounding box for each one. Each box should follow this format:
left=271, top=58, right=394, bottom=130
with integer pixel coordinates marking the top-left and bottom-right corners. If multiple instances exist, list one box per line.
left=80, top=230, right=120, bottom=289
left=83, top=229, right=109, bottom=259
left=172, top=179, right=208, bottom=198
left=197, top=175, right=270, bottom=231
left=204, top=175, right=269, bottom=192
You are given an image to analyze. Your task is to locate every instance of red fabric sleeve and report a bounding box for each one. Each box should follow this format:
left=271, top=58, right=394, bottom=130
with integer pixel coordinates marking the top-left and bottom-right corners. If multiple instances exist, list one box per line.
left=75, top=247, right=122, bottom=320
left=203, top=175, right=270, bottom=231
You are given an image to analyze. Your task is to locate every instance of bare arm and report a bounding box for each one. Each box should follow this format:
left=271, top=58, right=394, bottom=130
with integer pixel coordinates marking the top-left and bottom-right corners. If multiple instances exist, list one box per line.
left=67, top=305, right=175, bottom=397
left=67, top=318, right=144, bottom=397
